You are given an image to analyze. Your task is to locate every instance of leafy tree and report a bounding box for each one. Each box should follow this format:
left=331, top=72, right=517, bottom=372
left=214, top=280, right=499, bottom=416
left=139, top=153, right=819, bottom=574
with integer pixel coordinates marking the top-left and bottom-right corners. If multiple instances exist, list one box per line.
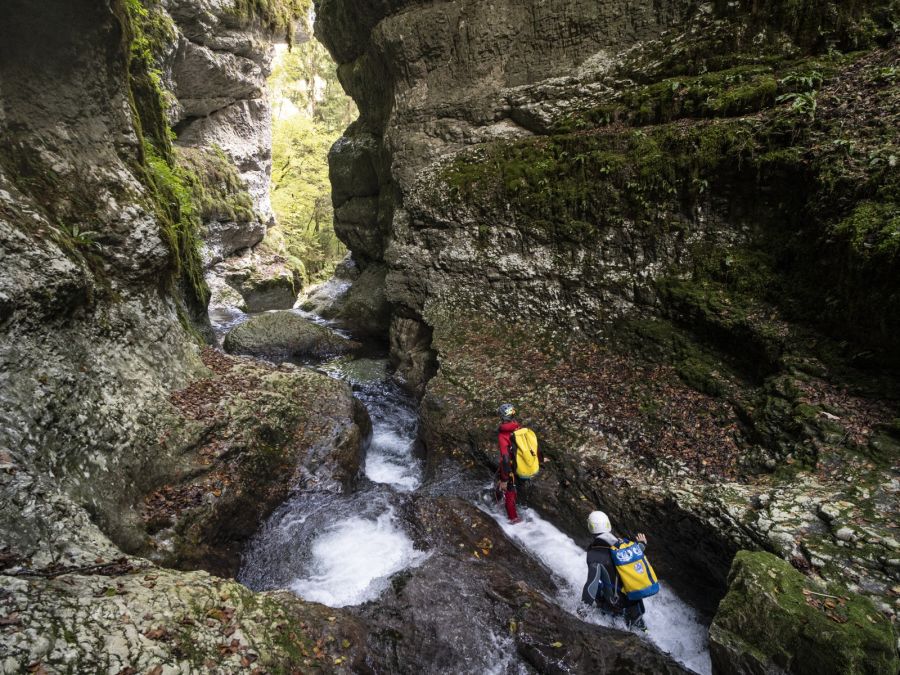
left=265, top=13, right=356, bottom=281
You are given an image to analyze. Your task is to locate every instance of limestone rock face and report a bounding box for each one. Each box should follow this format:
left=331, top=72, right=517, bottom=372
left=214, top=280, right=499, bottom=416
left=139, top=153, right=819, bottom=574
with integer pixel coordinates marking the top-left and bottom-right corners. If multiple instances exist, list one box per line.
left=0, top=3, right=372, bottom=671
left=709, top=551, right=899, bottom=675
left=317, top=0, right=900, bottom=633
left=224, top=311, right=359, bottom=359
left=161, top=0, right=279, bottom=253
left=316, top=0, right=694, bottom=328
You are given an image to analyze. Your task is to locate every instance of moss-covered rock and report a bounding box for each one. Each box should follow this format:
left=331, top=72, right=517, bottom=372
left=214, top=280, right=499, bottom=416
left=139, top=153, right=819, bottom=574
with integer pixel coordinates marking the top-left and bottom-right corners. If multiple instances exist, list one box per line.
left=709, top=551, right=899, bottom=675
left=0, top=565, right=367, bottom=673
left=139, top=348, right=369, bottom=574
left=223, top=310, right=358, bottom=359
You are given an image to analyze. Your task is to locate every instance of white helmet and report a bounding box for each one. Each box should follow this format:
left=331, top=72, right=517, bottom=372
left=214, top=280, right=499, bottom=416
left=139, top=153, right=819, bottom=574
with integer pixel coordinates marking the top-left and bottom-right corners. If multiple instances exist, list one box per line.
left=587, top=510, right=611, bottom=535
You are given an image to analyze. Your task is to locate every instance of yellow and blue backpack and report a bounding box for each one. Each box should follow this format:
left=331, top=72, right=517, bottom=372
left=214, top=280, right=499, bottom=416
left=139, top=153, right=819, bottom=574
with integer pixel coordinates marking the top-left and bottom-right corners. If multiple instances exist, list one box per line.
left=610, top=540, right=660, bottom=600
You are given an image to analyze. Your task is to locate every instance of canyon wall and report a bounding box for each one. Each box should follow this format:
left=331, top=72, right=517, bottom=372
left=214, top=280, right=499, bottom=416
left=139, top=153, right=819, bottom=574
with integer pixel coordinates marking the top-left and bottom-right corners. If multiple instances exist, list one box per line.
left=0, top=2, right=370, bottom=670
left=316, top=0, right=899, bottom=667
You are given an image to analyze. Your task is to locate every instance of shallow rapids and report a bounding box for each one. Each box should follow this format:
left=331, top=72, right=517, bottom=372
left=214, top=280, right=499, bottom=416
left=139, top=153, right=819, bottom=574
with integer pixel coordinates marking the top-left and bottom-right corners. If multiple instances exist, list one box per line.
left=485, top=500, right=713, bottom=675
left=216, top=305, right=711, bottom=673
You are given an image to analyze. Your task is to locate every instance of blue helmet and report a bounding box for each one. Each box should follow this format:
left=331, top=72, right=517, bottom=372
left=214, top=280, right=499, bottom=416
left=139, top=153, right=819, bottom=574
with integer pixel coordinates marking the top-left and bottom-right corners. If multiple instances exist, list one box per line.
left=497, top=403, right=516, bottom=421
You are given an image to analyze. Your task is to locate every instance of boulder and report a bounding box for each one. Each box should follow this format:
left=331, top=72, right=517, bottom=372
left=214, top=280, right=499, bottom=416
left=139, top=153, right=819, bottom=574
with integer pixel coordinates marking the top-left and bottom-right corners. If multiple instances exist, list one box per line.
left=223, top=311, right=358, bottom=359
left=225, top=266, right=300, bottom=312
left=329, top=263, right=392, bottom=338
left=140, top=349, right=370, bottom=574
left=709, top=551, right=899, bottom=675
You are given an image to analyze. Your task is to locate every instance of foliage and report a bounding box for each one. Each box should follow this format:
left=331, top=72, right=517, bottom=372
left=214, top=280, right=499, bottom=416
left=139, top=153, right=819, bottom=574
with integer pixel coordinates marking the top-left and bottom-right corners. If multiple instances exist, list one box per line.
left=49, top=223, right=103, bottom=254
left=265, top=26, right=357, bottom=281
left=776, top=91, right=818, bottom=120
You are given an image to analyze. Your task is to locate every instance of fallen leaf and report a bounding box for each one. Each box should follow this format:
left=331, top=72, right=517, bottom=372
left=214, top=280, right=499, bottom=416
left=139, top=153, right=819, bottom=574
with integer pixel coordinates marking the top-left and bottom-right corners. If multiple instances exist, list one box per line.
left=0, top=613, right=21, bottom=626
left=144, top=628, right=167, bottom=640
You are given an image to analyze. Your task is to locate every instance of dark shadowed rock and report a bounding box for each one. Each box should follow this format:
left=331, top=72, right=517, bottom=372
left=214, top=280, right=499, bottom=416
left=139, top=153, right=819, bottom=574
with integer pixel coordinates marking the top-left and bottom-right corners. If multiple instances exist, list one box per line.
left=328, top=263, right=392, bottom=338
left=352, top=496, right=690, bottom=674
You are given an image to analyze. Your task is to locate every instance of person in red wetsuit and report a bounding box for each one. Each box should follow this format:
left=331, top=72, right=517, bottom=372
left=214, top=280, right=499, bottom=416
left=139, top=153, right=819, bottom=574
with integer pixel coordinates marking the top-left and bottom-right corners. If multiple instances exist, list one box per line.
left=496, top=403, right=522, bottom=524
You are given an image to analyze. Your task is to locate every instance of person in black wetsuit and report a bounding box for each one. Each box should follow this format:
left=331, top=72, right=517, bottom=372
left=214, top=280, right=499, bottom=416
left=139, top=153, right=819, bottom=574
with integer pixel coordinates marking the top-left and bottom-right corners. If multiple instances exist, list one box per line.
left=580, top=510, right=649, bottom=631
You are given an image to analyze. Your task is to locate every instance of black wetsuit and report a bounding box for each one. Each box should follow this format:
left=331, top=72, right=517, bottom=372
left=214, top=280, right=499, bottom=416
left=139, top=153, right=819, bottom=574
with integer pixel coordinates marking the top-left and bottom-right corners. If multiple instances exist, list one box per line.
left=580, top=536, right=646, bottom=625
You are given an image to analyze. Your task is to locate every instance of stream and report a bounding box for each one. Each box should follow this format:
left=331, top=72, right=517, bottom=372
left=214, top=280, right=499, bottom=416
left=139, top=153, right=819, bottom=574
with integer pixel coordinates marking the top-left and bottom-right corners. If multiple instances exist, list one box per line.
left=210, top=303, right=712, bottom=674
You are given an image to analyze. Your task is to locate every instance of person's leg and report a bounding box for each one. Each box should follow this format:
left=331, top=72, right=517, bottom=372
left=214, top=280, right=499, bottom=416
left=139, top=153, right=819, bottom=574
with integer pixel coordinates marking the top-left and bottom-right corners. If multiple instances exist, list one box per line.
left=624, top=600, right=647, bottom=631
left=517, top=478, right=530, bottom=509
left=504, top=485, right=519, bottom=521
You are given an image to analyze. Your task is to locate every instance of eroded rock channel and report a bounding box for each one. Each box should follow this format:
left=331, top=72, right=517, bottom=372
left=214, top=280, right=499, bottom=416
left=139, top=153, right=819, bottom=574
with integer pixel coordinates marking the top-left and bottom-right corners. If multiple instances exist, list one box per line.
left=213, top=300, right=710, bottom=673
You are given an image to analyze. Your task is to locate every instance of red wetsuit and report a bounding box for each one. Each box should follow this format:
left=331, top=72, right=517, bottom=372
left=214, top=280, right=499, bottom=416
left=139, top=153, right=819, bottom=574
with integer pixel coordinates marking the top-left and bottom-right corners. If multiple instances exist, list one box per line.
left=497, top=420, right=521, bottom=521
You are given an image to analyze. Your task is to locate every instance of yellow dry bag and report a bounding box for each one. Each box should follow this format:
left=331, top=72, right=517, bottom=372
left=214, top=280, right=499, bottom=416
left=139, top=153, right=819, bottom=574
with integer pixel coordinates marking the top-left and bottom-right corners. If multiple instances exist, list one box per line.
left=512, top=427, right=540, bottom=479
left=610, top=540, right=660, bottom=600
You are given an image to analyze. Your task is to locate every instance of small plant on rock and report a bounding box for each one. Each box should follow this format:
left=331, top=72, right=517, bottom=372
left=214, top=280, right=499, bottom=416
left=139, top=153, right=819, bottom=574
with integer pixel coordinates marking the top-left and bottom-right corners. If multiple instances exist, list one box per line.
left=776, top=91, right=819, bottom=121
left=50, top=222, right=103, bottom=254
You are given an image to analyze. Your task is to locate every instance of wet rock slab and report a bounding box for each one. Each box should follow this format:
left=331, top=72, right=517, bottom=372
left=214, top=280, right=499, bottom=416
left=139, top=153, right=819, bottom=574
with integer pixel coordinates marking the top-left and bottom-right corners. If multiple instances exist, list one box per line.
left=352, top=496, right=689, bottom=674
left=223, top=311, right=359, bottom=360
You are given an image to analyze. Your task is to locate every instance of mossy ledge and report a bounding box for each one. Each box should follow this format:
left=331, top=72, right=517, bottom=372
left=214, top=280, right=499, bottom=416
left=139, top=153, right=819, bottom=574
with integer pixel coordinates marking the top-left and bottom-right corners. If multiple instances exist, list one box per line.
left=710, top=551, right=899, bottom=674
left=442, top=44, right=900, bottom=364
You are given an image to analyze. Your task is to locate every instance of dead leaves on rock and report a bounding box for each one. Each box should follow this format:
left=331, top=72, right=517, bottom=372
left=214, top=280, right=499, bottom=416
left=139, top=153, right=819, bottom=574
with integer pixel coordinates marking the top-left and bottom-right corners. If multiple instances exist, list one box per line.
left=801, top=588, right=851, bottom=623
left=436, top=316, right=744, bottom=479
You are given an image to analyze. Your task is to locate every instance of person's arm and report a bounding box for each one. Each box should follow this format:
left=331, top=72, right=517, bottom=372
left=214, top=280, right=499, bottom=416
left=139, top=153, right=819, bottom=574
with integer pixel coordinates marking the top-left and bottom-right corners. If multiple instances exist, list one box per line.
left=582, top=556, right=617, bottom=603
left=582, top=561, right=603, bottom=604
left=498, top=451, right=513, bottom=484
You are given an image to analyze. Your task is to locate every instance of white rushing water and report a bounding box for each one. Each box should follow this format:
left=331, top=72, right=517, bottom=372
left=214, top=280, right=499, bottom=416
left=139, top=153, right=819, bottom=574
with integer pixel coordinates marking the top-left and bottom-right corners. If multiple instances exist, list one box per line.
left=238, top=357, right=426, bottom=606
left=290, top=507, right=428, bottom=607
left=365, top=426, right=422, bottom=491
left=483, top=496, right=712, bottom=675
left=351, top=370, right=423, bottom=493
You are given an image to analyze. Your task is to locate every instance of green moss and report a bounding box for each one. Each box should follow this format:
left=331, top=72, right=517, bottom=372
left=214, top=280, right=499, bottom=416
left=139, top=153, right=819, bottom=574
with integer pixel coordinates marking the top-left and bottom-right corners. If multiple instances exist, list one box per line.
left=142, top=140, right=209, bottom=306
left=122, top=0, right=174, bottom=158
left=116, top=0, right=211, bottom=315
left=832, top=200, right=900, bottom=260
left=657, top=277, right=785, bottom=378
left=443, top=120, right=752, bottom=245
left=712, top=551, right=899, bottom=674
left=230, top=0, right=309, bottom=42
left=616, top=317, right=735, bottom=398
left=176, top=145, right=257, bottom=224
